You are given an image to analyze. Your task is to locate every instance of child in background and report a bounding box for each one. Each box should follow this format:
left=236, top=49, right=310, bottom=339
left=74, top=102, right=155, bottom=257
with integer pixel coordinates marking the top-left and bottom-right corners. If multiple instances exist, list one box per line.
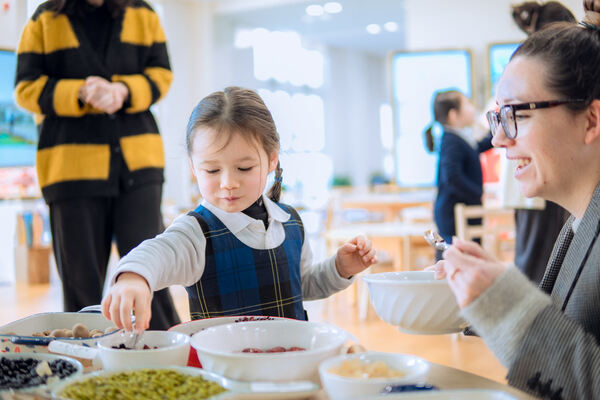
left=424, top=90, right=493, bottom=260
left=102, top=87, right=378, bottom=331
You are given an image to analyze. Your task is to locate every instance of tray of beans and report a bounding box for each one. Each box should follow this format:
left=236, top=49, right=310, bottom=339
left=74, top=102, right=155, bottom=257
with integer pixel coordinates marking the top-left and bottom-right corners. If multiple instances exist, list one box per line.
left=53, top=367, right=228, bottom=400
left=0, top=312, right=119, bottom=369
left=0, top=352, right=83, bottom=395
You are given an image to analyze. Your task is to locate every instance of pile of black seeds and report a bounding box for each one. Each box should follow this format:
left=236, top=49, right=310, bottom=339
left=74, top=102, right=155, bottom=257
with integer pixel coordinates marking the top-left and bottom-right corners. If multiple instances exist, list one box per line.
left=0, top=357, right=77, bottom=390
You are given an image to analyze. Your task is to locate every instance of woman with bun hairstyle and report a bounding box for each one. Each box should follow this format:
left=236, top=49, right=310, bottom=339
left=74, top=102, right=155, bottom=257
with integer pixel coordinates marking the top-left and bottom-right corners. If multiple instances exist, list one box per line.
left=424, top=90, right=492, bottom=260
left=503, top=1, right=576, bottom=285
left=432, top=1, right=600, bottom=397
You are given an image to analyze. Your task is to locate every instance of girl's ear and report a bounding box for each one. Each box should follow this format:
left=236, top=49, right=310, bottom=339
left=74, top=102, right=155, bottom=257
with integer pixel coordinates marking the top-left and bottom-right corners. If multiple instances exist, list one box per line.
left=269, top=151, right=279, bottom=173
left=584, top=99, right=600, bottom=145
left=447, top=108, right=458, bottom=126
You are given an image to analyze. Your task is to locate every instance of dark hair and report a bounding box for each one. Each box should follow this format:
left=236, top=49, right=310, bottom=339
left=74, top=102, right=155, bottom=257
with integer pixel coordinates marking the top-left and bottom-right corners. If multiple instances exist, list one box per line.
left=185, top=87, right=283, bottom=202
left=511, top=1, right=600, bottom=110
left=47, top=0, right=132, bottom=18
left=423, top=90, right=463, bottom=152
left=512, top=1, right=576, bottom=35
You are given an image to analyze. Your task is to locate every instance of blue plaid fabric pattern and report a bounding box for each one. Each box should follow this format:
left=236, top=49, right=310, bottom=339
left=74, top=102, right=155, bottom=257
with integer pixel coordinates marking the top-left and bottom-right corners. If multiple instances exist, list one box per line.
left=185, top=203, right=306, bottom=320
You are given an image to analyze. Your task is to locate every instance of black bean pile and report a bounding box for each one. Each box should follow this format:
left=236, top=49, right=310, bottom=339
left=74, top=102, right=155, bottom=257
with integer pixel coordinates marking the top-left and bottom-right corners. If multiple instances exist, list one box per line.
left=0, top=357, right=77, bottom=390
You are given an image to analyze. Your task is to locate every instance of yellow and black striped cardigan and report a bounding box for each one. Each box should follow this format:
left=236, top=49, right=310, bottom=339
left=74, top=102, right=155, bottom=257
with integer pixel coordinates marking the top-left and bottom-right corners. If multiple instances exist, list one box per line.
left=14, top=0, right=172, bottom=203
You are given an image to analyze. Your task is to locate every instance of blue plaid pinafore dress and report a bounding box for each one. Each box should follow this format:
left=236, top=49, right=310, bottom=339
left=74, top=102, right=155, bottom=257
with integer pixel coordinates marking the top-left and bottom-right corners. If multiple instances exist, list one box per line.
left=185, top=203, right=306, bottom=321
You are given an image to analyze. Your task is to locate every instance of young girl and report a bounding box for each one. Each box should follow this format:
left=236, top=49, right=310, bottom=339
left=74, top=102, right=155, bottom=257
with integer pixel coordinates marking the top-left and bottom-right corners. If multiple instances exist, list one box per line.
left=424, top=90, right=493, bottom=259
left=102, top=87, right=378, bottom=331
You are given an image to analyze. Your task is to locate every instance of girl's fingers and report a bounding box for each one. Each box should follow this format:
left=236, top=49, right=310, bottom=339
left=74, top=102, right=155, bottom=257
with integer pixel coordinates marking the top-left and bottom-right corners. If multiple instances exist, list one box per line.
left=101, top=294, right=112, bottom=320
left=120, top=297, right=134, bottom=332
left=109, top=295, right=123, bottom=329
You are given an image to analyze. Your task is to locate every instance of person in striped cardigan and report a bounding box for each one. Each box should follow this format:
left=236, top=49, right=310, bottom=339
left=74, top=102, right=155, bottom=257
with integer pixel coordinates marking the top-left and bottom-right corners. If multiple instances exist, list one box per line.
left=14, top=0, right=179, bottom=329
left=433, top=1, right=600, bottom=397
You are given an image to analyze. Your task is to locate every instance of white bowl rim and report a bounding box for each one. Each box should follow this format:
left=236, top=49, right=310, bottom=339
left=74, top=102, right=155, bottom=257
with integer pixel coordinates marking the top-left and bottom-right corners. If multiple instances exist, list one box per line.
left=51, top=365, right=227, bottom=398
left=98, top=330, right=190, bottom=353
left=362, top=271, right=448, bottom=285
left=168, top=315, right=291, bottom=333
left=318, top=351, right=430, bottom=383
left=191, top=320, right=349, bottom=358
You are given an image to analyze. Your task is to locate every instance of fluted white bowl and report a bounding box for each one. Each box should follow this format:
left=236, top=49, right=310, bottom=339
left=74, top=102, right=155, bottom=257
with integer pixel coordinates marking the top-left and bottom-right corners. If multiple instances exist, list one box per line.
left=191, top=320, right=350, bottom=382
left=363, top=271, right=467, bottom=334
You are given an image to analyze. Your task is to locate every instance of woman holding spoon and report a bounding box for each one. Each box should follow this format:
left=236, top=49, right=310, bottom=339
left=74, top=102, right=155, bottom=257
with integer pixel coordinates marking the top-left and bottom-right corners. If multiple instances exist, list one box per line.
left=432, top=2, right=600, bottom=397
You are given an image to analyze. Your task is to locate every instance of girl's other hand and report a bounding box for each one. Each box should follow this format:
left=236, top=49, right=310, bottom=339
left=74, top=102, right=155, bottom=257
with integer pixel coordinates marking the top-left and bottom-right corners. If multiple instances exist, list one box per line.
left=335, top=235, right=378, bottom=279
left=440, top=238, right=507, bottom=308
left=101, top=272, right=152, bottom=333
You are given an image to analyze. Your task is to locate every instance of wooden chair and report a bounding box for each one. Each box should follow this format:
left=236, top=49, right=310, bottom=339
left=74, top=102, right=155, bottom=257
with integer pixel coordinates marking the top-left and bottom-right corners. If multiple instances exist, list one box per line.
left=454, top=203, right=515, bottom=261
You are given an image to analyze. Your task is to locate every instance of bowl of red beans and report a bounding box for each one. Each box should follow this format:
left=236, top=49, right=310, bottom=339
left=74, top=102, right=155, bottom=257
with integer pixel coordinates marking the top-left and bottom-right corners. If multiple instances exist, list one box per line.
left=190, top=319, right=350, bottom=382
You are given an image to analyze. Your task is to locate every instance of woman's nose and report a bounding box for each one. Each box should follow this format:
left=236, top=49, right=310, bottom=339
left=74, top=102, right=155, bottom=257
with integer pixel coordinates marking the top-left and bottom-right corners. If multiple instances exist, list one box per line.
left=491, top=125, right=513, bottom=148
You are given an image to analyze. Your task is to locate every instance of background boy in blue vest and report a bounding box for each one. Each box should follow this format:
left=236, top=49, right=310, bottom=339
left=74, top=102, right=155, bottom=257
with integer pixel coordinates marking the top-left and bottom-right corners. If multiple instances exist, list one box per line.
left=102, top=87, right=378, bottom=331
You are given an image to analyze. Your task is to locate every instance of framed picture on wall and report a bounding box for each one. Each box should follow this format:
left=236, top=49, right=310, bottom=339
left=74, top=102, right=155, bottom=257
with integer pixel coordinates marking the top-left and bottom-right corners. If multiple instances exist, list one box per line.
left=390, top=49, right=472, bottom=187
left=0, top=48, right=39, bottom=199
left=488, top=42, right=520, bottom=98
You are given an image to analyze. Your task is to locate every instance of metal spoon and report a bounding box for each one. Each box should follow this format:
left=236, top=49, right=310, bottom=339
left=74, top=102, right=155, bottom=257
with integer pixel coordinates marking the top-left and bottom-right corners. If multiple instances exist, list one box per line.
left=424, top=229, right=449, bottom=251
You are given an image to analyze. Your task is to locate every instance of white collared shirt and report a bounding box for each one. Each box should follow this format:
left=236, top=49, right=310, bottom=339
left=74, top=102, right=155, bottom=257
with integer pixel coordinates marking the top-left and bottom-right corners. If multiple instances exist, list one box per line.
left=111, top=195, right=353, bottom=301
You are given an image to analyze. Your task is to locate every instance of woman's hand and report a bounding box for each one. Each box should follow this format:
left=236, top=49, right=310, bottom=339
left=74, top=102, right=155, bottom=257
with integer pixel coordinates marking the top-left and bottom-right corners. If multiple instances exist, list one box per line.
left=80, top=76, right=129, bottom=114
left=335, top=235, right=378, bottom=278
left=101, top=272, right=152, bottom=333
left=439, top=238, right=508, bottom=308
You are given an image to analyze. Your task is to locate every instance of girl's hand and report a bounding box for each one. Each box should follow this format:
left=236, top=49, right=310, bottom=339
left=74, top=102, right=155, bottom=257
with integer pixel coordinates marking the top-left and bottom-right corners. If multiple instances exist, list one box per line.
left=440, top=238, right=507, bottom=308
left=335, top=235, right=378, bottom=278
left=101, top=272, right=152, bottom=333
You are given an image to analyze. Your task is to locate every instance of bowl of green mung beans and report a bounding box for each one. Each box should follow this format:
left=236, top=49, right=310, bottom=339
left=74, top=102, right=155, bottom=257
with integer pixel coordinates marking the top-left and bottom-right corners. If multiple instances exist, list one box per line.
left=52, top=366, right=228, bottom=400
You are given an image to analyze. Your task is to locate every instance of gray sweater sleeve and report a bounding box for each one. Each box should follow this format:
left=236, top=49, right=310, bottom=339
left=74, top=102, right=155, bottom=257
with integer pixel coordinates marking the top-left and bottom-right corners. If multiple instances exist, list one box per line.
left=461, top=266, right=552, bottom=367
left=109, top=214, right=206, bottom=291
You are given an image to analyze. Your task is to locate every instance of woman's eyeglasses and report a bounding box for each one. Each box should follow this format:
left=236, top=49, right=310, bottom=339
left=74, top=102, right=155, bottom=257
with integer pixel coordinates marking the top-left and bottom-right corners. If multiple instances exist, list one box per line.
left=486, top=99, right=586, bottom=139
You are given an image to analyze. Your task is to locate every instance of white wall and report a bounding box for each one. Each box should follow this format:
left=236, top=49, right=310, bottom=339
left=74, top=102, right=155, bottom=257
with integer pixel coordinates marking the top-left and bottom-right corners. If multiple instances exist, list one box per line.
left=158, top=0, right=217, bottom=208
left=403, top=0, right=584, bottom=106
left=325, top=48, right=387, bottom=186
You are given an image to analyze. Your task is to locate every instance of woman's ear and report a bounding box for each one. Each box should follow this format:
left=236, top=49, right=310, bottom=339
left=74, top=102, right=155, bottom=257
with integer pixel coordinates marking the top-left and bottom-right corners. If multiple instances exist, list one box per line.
left=269, top=151, right=279, bottom=173
left=584, top=99, right=600, bottom=145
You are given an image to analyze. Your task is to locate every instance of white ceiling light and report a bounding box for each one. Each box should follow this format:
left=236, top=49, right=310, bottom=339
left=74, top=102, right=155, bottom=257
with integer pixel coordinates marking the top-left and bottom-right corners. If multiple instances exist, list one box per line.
left=323, top=2, right=342, bottom=14
left=366, top=24, right=381, bottom=34
left=384, top=21, right=398, bottom=32
left=305, top=4, right=324, bottom=17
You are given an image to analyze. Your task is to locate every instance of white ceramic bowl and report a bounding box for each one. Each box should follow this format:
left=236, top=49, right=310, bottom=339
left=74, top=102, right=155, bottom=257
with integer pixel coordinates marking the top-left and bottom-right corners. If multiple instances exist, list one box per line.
left=169, top=316, right=288, bottom=367
left=318, top=351, right=430, bottom=400
left=0, top=352, right=83, bottom=394
left=49, top=330, right=191, bottom=371
left=363, top=271, right=468, bottom=334
left=97, top=330, right=191, bottom=370
left=191, top=320, right=350, bottom=382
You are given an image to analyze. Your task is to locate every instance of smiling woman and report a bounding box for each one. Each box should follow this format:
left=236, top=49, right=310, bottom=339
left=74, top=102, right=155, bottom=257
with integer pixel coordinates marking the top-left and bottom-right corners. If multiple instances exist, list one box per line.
left=431, top=1, right=600, bottom=398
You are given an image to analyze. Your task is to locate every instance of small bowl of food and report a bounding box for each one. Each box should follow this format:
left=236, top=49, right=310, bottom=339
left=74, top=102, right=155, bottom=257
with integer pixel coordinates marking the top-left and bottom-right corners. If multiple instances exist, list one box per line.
left=318, top=351, right=430, bottom=400
left=49, top=330, right=190, bottom=371
left=0, top=352, right=83, bottom=394
left=362, top=271, right=468, bottom=334
left=191, top=319, right=350, bottom=382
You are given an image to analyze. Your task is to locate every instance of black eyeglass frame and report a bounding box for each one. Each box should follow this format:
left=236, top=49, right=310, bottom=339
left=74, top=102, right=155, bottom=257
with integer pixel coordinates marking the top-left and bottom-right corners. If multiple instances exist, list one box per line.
left=486, top=99, right=587, bottom=139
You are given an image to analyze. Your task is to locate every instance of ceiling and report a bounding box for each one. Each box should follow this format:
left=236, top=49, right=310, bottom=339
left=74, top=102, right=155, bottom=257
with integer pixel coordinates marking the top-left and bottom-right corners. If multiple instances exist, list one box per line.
left=214, top=0, right=407, bottom=55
